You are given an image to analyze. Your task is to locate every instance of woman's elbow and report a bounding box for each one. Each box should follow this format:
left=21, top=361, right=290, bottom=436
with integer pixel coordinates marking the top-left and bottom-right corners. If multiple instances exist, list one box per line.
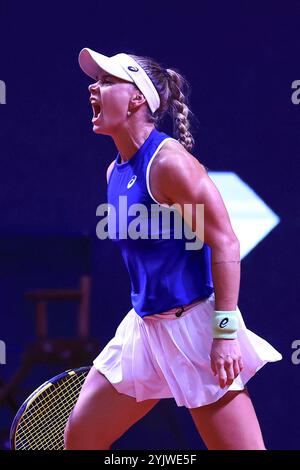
left=208, top=234, right=240, bottom=255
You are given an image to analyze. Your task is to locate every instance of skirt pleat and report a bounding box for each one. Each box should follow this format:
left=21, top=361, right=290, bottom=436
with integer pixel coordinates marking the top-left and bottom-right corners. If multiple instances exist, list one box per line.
left=94, top=293, right=282, bottom=408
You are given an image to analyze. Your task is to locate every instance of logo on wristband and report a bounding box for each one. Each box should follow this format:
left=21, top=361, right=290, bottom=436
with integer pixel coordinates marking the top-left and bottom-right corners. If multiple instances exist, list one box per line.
left=219, top=318, right=229, bottom=329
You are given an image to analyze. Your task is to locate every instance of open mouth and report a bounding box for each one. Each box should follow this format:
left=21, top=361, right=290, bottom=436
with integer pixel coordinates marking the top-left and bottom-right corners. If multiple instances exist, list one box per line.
left=90, top=100, right=102, bottom=119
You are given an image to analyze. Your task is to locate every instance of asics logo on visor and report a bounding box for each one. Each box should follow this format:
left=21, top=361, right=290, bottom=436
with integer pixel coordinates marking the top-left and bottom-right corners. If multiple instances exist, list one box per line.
left=127, top=175, right=137, bottom=189
left=128, top=66, right=139, bottom=72
left=219, top=318, right=229, bottom=328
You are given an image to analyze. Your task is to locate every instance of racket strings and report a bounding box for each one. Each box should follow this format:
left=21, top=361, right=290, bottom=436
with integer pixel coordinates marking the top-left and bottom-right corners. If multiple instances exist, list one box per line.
left=20, top=380, right=84, bottom=444
left=17, top=374, right=85, bottom=449
left=14, top=370, right=89, bottom=450
left=16, top=373, right=86, bottom=449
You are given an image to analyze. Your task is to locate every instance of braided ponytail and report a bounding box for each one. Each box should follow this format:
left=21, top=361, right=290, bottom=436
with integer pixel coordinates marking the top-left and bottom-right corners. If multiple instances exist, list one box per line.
left=128, top=54, right=196, bottom=152
left=165, top=68, right=195, bottom=152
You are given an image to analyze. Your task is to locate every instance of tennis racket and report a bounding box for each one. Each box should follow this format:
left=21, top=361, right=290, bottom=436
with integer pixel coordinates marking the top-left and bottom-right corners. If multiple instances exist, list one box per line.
left=10, top=366, right=91, bottom=450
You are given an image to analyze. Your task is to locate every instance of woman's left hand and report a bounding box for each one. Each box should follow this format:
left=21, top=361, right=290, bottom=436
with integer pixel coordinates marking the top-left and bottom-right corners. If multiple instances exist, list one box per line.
left=210, top=338, right=244, bottom=388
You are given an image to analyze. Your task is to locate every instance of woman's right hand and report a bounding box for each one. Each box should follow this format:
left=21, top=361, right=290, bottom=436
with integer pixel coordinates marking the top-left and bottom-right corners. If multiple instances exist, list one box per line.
left=210, top=338, right=244, bottom=388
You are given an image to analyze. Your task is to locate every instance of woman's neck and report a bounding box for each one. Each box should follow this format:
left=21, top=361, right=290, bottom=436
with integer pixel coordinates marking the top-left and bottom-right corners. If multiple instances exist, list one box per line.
left=112, top=123, right=155, bottom=163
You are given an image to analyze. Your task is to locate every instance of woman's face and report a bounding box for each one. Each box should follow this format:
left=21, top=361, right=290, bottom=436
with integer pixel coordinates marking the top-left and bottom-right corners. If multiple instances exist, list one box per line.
left=88, top=72, right=136, bottom=135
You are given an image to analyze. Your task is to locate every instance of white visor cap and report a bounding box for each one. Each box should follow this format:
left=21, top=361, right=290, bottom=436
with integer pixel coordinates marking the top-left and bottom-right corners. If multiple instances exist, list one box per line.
left=78, top=48, right=160, bottom=114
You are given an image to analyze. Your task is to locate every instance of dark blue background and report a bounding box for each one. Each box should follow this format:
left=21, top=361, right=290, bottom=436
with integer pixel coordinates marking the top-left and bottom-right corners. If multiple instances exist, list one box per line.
left=0, top=0, right=299, bottom=450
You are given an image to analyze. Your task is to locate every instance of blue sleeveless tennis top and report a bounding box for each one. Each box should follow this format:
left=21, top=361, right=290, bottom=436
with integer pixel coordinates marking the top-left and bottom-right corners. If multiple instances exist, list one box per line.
left=107, top=127, right=214, bottom=317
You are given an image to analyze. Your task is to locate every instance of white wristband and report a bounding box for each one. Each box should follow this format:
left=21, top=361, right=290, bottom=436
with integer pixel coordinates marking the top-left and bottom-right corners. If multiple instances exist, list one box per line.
left=212, top=310, right=238, bottom=339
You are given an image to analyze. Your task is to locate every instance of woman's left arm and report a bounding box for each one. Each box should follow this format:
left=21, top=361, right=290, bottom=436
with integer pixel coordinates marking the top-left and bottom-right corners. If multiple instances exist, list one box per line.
left=151, top=142, right=243, bottom=388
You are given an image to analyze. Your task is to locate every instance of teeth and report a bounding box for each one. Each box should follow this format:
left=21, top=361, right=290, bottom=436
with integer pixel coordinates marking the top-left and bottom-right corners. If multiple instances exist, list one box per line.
left=91, top=102, right=101, bottom=118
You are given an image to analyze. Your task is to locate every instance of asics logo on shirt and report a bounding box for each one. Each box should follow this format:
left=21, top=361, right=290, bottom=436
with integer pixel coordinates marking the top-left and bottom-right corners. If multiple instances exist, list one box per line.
left=127, top=175, right=137, bottom=189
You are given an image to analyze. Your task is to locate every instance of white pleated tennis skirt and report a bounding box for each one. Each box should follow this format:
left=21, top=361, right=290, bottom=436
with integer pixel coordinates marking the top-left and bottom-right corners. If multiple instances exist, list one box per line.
left=93, top=293, right=282, bottom=408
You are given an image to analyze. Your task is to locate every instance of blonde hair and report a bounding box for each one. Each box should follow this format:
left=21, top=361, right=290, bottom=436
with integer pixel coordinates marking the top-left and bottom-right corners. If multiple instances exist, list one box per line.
left=129, top=54, right=196, bottom=152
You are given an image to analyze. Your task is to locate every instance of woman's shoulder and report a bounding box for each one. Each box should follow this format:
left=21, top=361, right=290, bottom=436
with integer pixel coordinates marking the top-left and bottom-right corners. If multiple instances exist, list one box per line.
left=148, top=139, right=209, bottom=205
left=155, top=139, right=208, bottom=175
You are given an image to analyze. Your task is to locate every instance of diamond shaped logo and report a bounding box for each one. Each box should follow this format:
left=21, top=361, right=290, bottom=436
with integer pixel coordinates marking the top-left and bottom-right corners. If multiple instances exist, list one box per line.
left=208, top=172, right=280, bottom=259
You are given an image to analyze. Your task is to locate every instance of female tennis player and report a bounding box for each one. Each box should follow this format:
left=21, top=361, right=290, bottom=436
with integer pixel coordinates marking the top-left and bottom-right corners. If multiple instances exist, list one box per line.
left=64, top=48, right=282, bottom=450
